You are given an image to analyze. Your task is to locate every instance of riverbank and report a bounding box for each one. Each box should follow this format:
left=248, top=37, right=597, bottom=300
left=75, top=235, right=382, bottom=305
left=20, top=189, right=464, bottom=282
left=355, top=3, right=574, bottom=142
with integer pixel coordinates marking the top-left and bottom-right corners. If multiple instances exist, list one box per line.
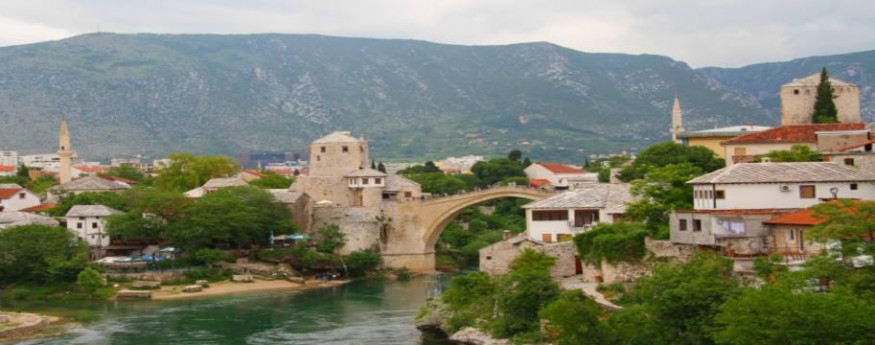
left=147, top=279, right=351, bottom=300
left=0, top=312, right=63, bottom=342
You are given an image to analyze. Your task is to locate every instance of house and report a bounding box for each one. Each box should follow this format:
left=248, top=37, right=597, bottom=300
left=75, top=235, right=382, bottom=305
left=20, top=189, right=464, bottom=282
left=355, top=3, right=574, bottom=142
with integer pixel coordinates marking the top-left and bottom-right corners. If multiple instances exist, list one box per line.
left=825, top=139, right=875, bottom=174
left=0, top=165, right=15, bottom=177
left=522, top=183, right=635, bottom=243
left=678, top=125, right=771, bottom=159
left=184, top=177, right=248, bottom=198
left=0, top=184, right=41, bottom=212
left=480, top=232, right=579, bottom=278
left=48, top=175, right=131, bottom=200
left=383, top=174, right=422, bottom=202
left=0, top=211, right=59, bottom=229
left=762, top=208, right=826, bottom=260
left=524, top=162, right=597, bottom=189
left=65, top=205, right=123, bottom=254
left=0, top=150, right=18, bottom=167
left=670, top=162, right=875, bottom=256
left=721, top=123, right=867, bottom=165
left=687, top=162, right=875, bottom=210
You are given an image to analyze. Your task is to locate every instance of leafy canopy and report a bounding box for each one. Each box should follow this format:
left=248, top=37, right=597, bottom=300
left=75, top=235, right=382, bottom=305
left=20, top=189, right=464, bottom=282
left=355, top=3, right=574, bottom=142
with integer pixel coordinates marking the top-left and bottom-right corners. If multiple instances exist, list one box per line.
left=813, top=67, right=839, bottom=124
left=153, top=153, right=239, bottom=192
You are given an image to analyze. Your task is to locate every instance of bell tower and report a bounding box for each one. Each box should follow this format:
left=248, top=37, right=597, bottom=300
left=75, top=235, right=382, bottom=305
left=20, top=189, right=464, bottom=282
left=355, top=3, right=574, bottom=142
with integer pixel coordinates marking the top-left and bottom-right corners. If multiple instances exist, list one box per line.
left=57, top=120, right=74, bottom=184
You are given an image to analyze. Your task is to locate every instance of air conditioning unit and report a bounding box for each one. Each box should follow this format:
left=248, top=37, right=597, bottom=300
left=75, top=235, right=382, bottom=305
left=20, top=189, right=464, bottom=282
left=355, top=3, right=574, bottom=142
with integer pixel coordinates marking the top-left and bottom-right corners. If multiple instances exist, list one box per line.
left=779, top=185, right=791, bottom=192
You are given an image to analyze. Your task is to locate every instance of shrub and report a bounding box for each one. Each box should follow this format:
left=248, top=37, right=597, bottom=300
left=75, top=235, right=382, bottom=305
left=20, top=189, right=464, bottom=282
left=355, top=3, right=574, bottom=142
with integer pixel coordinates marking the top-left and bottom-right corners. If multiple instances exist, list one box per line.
left=574, top=222, right=650, bottom=266
left=345, top=250, right=383, bottom=277
left=193, top=248, right=235, bottom=267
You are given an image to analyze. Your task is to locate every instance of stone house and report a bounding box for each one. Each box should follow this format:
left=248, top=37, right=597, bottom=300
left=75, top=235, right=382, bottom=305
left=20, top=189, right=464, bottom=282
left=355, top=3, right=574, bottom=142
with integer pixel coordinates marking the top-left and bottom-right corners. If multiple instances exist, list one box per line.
left=47, top=175, right=131, bottom=201
left=678, top=125, right=770, bottom=159
left=184, top=177, right=248, bottom=198
left=762, top=208, right=826, bottom=262
left=721, top=123, right=868, bottom=165
left=522, top=183, right=636, bottom=243
left=0, top=184, right=41, bottom=213
left=825, top=139, right=875, bottom=175
left=780, top=73, right=861, bottom=125
left=0, top=211, right=59, bottom=229
left=65, top=205, right=123, bottom=255
left=479, top=232, right=579, bottom=278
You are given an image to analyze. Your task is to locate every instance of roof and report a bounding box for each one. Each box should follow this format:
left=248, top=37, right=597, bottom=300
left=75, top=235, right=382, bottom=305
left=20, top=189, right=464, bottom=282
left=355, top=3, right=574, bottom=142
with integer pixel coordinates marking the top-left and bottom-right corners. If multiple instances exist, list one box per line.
left=313, top=131, right=364, bottom=144
left=385, top=174, right=420, bottom=192
left=268, top=189, right=301, bottom=204
left=53, top=176, right=131, bottom=192
left=782, top=73, right=856, bottom=87
left=676, top=209, right=796, bottom=216
left=523, top=183, right=636, bottom=213
left=65, top=205, right=123, bottom=217
left=529, top=178, right=551, bottom=188
left=678, top=125, right=771, bottom=139
left=688, top=162, right=875, bottom=184
left=836, top=139, right=875, bottom=152
left=103, top=176, right=138, bottom=185
left=0, top=165, right=15, bottom=172
left=537, top=162, right=585, bottom=174
left=202, top=177, right=248, bottom=190
left=344, top=168, right=387, bottom=178
left=0, top=184, right=23, bottom=199
left=21, top=203, right=57, bottom=213
left=0, top=212, right=60, bottom=228
left=722, top=123, right=866, bottom=145
left=763, top=209, right=825, bottom=226
left=242, top=169, right=269, bottom=178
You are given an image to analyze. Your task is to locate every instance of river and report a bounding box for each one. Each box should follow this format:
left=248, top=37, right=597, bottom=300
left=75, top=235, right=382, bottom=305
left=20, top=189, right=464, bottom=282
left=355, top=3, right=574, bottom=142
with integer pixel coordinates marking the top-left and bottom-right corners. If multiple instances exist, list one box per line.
left=2, top=276, right=452, bottom=345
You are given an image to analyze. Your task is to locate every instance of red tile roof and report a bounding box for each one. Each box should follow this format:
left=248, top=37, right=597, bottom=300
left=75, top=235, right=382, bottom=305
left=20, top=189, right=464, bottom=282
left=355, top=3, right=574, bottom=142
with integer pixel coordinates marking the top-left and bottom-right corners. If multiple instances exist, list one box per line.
left=538, top=162, right=584, bottom=174
left=21, top=203, right=57, bottom=213
left=74, top=165, right=110, bottom=174
left=763, top=208, right=826, bottom=226
left=722, top=123, right=866, bottom=145
left=0, top=165, right=15, bottom=172
left=529, top=178, right=551, bottom=188
left=0, top=188, right=23, bottom=199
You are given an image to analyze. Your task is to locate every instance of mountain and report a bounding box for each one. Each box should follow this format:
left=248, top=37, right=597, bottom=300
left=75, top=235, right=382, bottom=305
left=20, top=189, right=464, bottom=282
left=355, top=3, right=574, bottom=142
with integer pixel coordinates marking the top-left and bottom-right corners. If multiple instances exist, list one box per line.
left=698, top=50, right=875, bottom=122
left=0, top=33, right=866, bottom=163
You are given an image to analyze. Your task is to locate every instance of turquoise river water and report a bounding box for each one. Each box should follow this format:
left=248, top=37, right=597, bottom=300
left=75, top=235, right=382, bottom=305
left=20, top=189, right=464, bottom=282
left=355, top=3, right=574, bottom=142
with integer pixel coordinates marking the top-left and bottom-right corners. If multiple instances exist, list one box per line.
left=2, top=276, right=453, bottom=345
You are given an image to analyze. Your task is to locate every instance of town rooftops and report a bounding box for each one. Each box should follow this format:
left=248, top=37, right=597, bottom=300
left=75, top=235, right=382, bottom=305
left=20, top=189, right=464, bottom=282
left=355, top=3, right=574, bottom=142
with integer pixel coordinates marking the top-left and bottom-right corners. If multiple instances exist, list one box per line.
left=344, top=168, right=387, bottom=178
left=202, top=177, right=248, bottom=190
left=0, top=165, right=15, bottom=173
left=523, top=183, right=635, bottom=214
left=678, top=125, right=772, bottom=138
left=0, top=184, right=24, bottom=199
left=384, top=174, right=420, bottom=192
left=782, top=73, right=856, bottom=87
left=65, top=205, right=123, bottom=218
left=688, top=162, right=875, bottom=185
left=52, top=176, right=131, bottom=192
left=0, top=211, right=60, bottom=228
left=536, top=162, right=585, bottom=174
left=21, top=203, right=56, bottom=213
left=721, top=123, right=866, bottom=145
left=313, top=131, right=364, bottom=144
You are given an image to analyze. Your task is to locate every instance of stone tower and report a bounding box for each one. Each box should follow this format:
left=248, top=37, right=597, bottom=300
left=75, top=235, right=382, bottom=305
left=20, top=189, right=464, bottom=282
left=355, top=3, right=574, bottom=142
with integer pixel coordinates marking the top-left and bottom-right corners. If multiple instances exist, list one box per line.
left=292, top=131, right=378, bottom=207
left=57, top=120, right=74, bottom=184
left=780, top=72, right=861, bottom=125
left=670, top=96, right=684, bottom=143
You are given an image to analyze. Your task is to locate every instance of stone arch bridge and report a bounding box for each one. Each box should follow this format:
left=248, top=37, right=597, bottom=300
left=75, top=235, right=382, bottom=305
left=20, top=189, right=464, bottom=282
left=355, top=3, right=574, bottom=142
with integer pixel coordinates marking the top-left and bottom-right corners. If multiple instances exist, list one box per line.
left=381, top=186, right=553, bottom=272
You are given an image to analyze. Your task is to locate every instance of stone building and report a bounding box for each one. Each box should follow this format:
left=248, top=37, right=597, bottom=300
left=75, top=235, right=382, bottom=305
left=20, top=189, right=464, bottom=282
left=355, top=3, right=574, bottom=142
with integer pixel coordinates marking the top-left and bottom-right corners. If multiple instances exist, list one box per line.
left=780, top=72, right=861, bottom=125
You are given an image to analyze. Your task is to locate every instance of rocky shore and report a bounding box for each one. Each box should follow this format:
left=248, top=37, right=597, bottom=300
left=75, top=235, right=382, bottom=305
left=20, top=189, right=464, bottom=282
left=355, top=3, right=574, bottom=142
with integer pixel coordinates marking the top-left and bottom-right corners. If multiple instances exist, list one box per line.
left=415, top=298, right=508, bottom=345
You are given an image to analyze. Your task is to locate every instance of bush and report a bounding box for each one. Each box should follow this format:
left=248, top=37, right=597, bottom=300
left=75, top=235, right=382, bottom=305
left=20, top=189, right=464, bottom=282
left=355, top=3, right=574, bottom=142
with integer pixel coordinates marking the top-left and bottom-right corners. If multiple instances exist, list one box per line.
left=193, top=248, right=235, bottom=267
left=345, top=250, right=383, bottom=277
left=574, top=222, right=650, bottom=266
left=394, top=267, right=412, bottom=280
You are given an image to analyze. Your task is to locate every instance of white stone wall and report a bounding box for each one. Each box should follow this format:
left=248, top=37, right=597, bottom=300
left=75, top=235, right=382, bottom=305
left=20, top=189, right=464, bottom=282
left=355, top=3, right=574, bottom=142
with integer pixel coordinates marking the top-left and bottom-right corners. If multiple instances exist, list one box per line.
left=693, top=182, right=875, bottom=210
left=66, top=215, right=111, bottom=247
left=780, top=84, right=861, bottom=125
left=0, top=190, right=39, bottom=212
left=312, top=206, right=382, bottom=255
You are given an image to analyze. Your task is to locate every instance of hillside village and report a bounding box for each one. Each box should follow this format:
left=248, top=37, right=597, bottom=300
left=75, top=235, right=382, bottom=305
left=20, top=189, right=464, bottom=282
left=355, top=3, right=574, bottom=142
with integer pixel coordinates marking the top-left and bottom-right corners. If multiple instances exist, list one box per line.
left=2, top=69, right=875, bottom=343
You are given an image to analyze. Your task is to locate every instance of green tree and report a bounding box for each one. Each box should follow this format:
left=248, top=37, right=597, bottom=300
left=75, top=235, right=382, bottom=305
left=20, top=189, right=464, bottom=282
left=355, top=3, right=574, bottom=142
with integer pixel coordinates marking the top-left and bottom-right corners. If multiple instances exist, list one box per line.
left=470, top=158, right=526, bottom=187
left=540, top=291, right=606, bottom=345
left=103, top=165, right=147, bottom=183
left=808, top=199, right=875, bottom=252
left=813, top=67, right=839, bottom=124
left=27, top=175, right=58, bottom=194
left=587, top=155, right=632, bottom=183
left=153, top=153, right=239, bottom=192
left=625, top=163, right=703, bottom=236
left=16, top=163, right=29, bottom=178
left=106, top=187, right=189, bottom=242
left=345, top=249, right=383, bottom=277
left=618, top=142, right=722, bottom=182
left=405, top=172, right=468, bottom=194
left=314, top=224, right=346, bottom=254
left=574, top=222, right=650, bottom=266
left=756, top=144, right=822, bottom=162
left=491, top=251, right=560, bottom=339
left=248, top=172, right=295, bottom=189
left=193, top=248, right=235, bottom=267
left=48, top=191, right=130, bottom=216
left=509, top=248, right=556, bottom=271
left=167, top=186, right=292, bottom=250
left=714, top=285, right=875, bottom=345
left=0, top=225, right=88, bottom=285
left=377, top=162, right=387, bottom=173
left=507, top=149, right=522, bottom=163
left=76, top=266, right=104, bottom=298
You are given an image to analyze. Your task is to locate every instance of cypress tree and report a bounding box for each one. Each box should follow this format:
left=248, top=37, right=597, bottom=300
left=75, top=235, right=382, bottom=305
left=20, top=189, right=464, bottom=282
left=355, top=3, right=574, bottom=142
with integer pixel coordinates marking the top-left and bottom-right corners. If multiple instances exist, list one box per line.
left=812, top=67, right=838, bottom=123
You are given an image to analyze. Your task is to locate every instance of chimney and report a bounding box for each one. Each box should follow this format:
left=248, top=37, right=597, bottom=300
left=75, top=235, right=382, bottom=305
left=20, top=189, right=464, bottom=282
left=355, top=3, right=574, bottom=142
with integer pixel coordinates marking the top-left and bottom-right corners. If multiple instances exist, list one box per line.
left=502, top=230, right=512, bottom=240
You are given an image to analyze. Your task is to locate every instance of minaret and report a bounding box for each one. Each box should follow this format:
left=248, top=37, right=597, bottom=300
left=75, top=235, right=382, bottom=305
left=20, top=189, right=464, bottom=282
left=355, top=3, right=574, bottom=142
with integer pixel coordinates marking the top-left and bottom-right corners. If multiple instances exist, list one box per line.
left=670, top=95, right=684, bottom=143
left=57, top=120, right=74, bottom=184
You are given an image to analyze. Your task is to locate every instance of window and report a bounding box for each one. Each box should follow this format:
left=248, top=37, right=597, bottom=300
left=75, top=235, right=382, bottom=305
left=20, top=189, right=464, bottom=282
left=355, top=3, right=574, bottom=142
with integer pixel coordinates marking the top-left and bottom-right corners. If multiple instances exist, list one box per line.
left=92, top=222, right=98, bottom=228
left=793, top=89, right=799, bottom=95
left=851, top=183, right=858, bottom=190
left=542, top=233, right=553, bottom=243
left=375, top=178, right=382, bottom=184
left=715, top=190, right=725, bottom=199
left=404, top=191, right=412, bottom=198
left=362, top=178, right=369, bottom=185
left=320, top=146, right=326, bottom=153
left=19, top=193, right=25, bottom=199
left=799, top=185, right=816, bottom=199
left=342, top=146, right=349, bottom=153
left=734, top=147, right=747, bottom=156
left=317, top=155, right=320, bottom=161
left=532, top=210, right=569, bottom=221
left=486, top=256, right=492, bottom=260
left=844, top=158, right=855, bottom=166
left=693, top=219, right=702, bottom=232
left=787, top=229, right=795, bottom=241
left=77, top=223, right=83, bottom=229
left=679, top=219, right=688, bottom=231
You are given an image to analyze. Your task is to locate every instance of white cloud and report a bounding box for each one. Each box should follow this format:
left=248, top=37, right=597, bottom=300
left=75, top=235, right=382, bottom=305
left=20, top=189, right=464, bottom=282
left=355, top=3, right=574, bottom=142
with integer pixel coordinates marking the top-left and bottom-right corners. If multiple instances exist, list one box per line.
left=0, top=0, right=872, bottom=67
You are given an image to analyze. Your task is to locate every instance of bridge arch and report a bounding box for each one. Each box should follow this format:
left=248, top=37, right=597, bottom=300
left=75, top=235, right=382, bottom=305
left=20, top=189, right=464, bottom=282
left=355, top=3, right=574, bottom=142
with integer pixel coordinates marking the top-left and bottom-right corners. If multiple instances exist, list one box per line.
left=418, top=186, right=553, bottom=252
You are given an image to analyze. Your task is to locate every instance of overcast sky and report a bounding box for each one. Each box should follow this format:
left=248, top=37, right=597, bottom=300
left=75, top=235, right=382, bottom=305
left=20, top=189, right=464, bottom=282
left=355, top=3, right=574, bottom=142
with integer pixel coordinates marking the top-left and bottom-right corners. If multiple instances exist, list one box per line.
left=1, top=0, right=872, bottom=67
